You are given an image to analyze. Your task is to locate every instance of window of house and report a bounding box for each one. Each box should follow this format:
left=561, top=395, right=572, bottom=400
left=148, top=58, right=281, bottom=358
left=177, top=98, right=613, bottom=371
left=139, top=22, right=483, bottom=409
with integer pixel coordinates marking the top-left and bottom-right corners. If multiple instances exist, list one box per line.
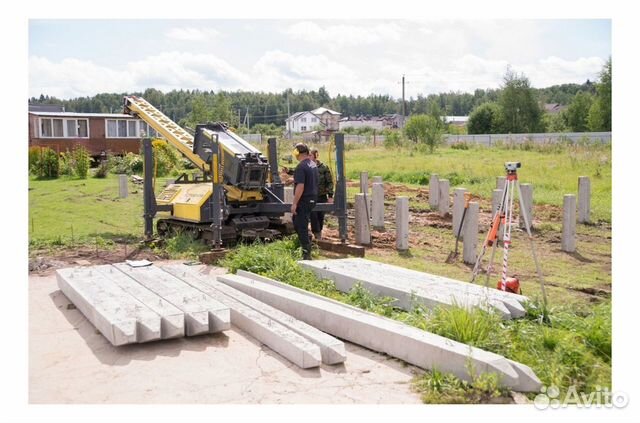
left=117, top=120, right=127, bottom=137
left=78, top=120, right=88, bottom=137
left=66, top=120, right=77, bottom=137
left=141, top=121, right=158, bottom=137
left=39, top=117, right=89, bottom=138
left=41, top=119, right=52, bottom=137
left=128, top=120, right=138, bottom=138
left=53, top=119, right=64, bottom=137
left=301, top=117, right=307, bottom=122
left=107, top=120, right=118, bottom=137
left=301, top=126, right=307, bottom=131
left=107, top=119, right=157, bottom=138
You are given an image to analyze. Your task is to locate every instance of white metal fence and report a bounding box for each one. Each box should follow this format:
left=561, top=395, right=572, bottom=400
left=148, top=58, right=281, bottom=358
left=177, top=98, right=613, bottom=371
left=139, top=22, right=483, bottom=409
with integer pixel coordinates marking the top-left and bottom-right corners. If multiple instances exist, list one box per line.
left=242, top=133, right=263, bottom=143
left=243, top=131, right=612, bottom=147
left=443, top=132, right=611, bottom=146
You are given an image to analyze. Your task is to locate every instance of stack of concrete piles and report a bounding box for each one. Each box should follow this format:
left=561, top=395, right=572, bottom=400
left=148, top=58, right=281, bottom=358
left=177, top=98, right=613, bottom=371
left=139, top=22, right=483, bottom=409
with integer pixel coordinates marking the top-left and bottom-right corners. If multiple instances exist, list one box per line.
left=299, top=258, right=528, bottom=319
left=217, top=271, right=542, bottom=392
left=56, top=261, right=542, bottom=390
left=56, top=263, right=346, bottom=369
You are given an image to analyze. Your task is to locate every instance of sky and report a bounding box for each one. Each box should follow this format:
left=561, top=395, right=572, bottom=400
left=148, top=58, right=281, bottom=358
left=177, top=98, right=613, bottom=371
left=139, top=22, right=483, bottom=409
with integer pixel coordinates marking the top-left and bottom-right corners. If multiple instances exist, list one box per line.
left=28, top=19, right=611, bottom=100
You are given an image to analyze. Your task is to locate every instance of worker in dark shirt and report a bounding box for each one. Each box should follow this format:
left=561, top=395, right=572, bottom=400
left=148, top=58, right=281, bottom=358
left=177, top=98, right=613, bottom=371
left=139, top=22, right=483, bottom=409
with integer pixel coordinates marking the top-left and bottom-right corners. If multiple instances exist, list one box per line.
left=309, top=148, right=334, bottom=241
left=291, top=143, right=319, bottom=260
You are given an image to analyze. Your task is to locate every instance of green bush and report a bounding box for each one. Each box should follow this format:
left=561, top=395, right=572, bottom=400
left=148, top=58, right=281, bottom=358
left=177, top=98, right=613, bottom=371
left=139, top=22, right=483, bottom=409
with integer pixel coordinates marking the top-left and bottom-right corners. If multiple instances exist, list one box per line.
left=29, top=147, right=59, bottom=179
left=161, top=231, right=210, bottom=260
left=153, top=141, right=180, bottom=176
left=94, top=160, right=109, bottom=178
left=382, top=129, right=402, bottom=149
left=72, top=146, right=91, bottom=179
left=28, top=147, right=41, bottom=174
left=58, top=151, right=75, bottom=176
left=108, top=152, right=143, bottom=175
left=450, top=141, right=470, bottom=150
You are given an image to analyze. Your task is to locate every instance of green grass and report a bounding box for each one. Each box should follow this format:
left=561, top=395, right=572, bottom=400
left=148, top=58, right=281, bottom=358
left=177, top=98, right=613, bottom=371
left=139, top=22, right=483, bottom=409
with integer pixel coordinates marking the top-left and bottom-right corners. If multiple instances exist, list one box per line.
left=338, top=143, right=611, bottom=222
left=221, top=238, right=611, bottom=403
left=27, top=144, right=612, bottom=403
left=28, top=174, right=174, bottom=248
left=159, top=231, right=210, bottom=260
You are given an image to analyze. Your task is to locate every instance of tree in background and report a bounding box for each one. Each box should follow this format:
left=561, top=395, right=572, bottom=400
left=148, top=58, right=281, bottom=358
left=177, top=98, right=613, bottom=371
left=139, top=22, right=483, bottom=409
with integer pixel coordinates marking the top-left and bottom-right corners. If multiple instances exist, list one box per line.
left=499, top=68, right=544, bottom=133
left=183, top=93, right=239, bottom=128
left=588, top=58, right=612, bottom=131
left=467, top=102, right=504, bottom=134
left=404, top=114, right=443, bottom=153
left=542, top=111, right=569, bottom=133
left=566, top=91, right=593, bottom=132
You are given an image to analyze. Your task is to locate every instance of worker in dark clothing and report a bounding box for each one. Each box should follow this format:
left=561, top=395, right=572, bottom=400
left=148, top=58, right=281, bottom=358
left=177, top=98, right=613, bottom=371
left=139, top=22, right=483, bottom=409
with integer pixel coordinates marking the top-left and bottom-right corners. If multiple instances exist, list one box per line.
left=291, top=143, right=319, bottom=260
left=309, top=148, right=334, bottom=240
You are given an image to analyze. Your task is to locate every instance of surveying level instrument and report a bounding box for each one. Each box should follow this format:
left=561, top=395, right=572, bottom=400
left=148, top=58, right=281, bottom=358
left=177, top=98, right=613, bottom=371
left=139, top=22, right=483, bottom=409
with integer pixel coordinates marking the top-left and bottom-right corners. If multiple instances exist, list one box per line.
left=471, top=162, right=548, bottom=307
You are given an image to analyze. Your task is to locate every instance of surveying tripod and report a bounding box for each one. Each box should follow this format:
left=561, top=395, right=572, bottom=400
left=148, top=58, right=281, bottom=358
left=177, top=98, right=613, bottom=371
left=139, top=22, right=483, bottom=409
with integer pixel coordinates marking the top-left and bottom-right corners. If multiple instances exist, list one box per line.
left=471, top=162, right=548, bottom=307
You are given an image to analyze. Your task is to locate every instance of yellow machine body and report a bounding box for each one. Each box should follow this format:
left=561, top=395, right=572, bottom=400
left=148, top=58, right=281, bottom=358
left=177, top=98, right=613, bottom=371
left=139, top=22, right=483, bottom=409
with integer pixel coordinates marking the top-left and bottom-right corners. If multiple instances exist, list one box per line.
left=156, top=183, right=264, bottom=223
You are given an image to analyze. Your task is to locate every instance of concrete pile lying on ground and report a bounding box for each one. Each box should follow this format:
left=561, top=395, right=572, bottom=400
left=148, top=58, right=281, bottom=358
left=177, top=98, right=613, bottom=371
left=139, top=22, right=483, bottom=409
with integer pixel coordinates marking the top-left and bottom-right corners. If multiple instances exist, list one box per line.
left=220, top=271, right=542, bottom=392
left=56, top=265, right=231, bottom=346
left=299, top=258, right=528, bottom=319
left=161, top=264, right=345, bottom=367
left=55, top=263, right=345, bottom=369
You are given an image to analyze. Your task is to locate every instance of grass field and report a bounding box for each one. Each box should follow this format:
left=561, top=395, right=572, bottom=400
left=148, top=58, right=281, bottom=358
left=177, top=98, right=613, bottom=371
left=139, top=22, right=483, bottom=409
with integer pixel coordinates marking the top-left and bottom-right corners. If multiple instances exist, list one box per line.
left=28, top=143, right=612, bottom=403
left=339, top=143, right=612, bottom=222
left=28, top=174, right=173, bottom=247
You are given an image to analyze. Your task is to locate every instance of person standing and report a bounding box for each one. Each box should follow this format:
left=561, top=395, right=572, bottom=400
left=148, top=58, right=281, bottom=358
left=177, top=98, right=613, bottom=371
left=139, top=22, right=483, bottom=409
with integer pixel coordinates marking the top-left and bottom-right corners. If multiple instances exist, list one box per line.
left=309, top=148, right=334, bottom=240
left=291, top=143, right=319, bottom=260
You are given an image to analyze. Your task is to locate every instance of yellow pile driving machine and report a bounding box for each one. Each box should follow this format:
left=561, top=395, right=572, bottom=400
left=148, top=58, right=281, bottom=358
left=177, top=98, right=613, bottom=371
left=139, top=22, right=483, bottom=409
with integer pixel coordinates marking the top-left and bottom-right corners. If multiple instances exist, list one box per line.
left=123, top=96, right=348, bottom=248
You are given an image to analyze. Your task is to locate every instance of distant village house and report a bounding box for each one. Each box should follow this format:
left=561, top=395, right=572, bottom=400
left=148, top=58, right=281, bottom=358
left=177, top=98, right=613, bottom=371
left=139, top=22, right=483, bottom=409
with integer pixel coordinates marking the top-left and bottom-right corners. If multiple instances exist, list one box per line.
left=285, top=107, right=342, bottom=135
left=338, top=114, right=405, bottom=131
left=28, top=104, right=159, bottom=157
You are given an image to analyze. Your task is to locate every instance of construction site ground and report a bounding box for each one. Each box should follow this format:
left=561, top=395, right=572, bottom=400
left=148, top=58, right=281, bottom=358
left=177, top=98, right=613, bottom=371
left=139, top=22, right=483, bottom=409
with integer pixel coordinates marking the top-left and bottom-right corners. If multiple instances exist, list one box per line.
left=28, top=177, right=611, bottom=404
left=29, top=263, right=422, bottom=404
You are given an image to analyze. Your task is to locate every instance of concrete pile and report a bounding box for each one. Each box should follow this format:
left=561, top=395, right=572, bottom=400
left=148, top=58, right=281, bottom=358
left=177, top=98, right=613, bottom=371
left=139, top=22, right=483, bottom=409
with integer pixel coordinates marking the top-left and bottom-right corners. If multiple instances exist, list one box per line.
left=218, top=271, right=542, bottom=392
left=299, top=258, right=528, bottom=319
left=55, top=263, right=345, bottom=369
left=56, top=266, right=231, bottom=345
left=161, top=264, right=345, bottom=367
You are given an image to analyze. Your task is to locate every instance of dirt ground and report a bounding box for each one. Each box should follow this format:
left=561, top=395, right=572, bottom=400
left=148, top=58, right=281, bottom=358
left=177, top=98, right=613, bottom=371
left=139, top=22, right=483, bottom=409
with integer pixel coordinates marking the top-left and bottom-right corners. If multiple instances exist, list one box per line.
left=28, top=265, right=422, bottom=404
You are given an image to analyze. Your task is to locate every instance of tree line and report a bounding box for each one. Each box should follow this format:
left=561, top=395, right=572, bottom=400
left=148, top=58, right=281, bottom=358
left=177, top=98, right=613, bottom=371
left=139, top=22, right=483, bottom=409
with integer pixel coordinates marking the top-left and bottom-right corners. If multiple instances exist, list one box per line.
left=467, top=59, right=611, bottom=134
left=30, top=61, right=609, bottom=134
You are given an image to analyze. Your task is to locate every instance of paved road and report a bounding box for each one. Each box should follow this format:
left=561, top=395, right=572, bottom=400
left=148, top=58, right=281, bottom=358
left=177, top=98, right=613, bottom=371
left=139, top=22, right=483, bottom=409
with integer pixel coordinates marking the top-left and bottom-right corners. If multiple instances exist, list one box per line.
left=29, top=269, right=422, bottom=404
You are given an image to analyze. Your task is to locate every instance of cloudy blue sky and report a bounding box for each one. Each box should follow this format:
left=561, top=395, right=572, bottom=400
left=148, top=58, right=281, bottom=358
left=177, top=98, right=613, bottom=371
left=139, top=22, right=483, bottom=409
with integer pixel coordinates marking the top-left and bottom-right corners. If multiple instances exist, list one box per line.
left=29, top=19, right=611, bottom=99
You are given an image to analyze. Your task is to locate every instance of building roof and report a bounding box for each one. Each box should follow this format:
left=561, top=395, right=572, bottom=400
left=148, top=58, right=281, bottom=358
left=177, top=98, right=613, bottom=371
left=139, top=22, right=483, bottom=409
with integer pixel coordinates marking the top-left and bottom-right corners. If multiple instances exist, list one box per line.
left=310, top=107, right=341, bottom=116
left=544, top=103, right=567, bottom=113
left=340, top=114, right=404, bottom=122
left=444, top=116, right=469, bottom=124
left=29, top=111, right=135, bottom=119
left=28, top=104, right=65, bottom=113
left=286, top=111, right=326, bottom=126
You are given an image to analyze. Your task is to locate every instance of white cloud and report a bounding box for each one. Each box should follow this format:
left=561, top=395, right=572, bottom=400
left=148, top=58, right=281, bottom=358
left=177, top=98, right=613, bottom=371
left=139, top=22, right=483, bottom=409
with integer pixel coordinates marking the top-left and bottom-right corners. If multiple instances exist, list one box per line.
left=29, top=56, right=133, bottom=98
left=521, top=56, right=605, bottom=87
left=283, top=21, right=404, bottom=47
left=29, top=52, right=250, bottom=98
left=252, top=50, right=359, bottom=93
left=165, top=27, right=220, bottom=41
left=128, top=52, right=250, bottom=91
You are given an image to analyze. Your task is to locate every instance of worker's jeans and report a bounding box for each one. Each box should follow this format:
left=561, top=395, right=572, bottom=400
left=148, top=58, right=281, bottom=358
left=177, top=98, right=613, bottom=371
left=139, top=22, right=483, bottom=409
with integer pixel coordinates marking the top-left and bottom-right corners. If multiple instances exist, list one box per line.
left=310, top=194, right=328, bottom=235
left=293, top=197, right=316, bottom=259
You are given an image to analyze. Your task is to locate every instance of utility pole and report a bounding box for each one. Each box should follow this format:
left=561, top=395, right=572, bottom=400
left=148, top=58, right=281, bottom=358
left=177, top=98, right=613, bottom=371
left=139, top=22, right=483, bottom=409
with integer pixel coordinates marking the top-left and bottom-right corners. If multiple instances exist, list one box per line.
left=402, top=74, right=406, bottom=119
left=246, top=106, right=250, bottom=129
left=286, top=92, right=291, bottom=139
